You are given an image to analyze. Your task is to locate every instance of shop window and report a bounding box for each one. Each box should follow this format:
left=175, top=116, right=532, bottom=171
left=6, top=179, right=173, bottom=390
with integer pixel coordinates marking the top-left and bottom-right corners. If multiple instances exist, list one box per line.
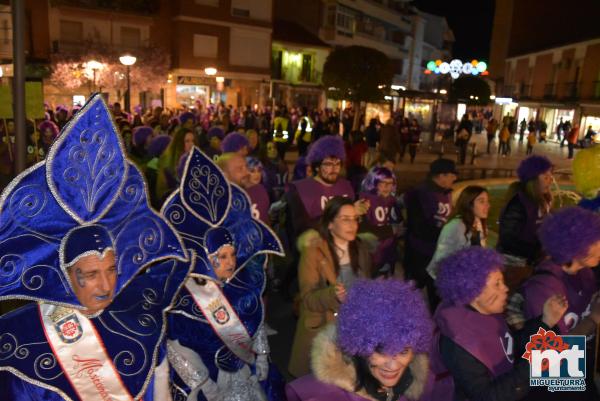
left=193, top=34, right=218, bottom=58
left=60, top=20, right=83, bottom=43
left=120, top=26, right=141, bottom=48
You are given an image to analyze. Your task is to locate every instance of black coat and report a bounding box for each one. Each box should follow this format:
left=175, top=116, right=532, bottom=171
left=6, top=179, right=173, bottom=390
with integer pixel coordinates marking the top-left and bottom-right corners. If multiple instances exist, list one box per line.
left=440, top=316, right=549, bottom=401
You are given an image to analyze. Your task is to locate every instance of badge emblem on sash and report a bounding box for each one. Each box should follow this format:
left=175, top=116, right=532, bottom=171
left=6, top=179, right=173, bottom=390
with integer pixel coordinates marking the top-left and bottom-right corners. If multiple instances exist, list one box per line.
left=209, top=299, right=230, bottom=325
left=53, top=313, right=83, bottom=344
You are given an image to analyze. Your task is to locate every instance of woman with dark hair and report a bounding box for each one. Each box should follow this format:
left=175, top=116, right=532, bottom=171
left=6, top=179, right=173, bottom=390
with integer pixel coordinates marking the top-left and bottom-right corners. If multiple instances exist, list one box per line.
left=433, top=248, right=566, bottom=401
left=359, top=166, right=403, bottom=276
left=289, top=196, right=373, bottom=378
left=426, top=185, right=490, bottom=279
left=287, top=279, right=433, bottom=401
left=497, top=155, right=553, bottom=268
left=245, top=156, right=271, bottom=224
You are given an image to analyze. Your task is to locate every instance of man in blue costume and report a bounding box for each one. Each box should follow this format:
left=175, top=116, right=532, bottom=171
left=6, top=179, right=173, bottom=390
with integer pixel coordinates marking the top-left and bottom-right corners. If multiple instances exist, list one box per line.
left=0, top=94, right=194, bottom=401
left=161, top=147, right=285, bottom=401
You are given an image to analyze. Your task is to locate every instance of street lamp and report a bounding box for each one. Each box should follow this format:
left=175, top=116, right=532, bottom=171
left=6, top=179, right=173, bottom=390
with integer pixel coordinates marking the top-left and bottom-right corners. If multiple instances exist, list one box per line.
left=119, top=54, right=137, bottom=113
left=87, top=60, right=103, bottom=92
left=204, top=67, right=217, bottom=76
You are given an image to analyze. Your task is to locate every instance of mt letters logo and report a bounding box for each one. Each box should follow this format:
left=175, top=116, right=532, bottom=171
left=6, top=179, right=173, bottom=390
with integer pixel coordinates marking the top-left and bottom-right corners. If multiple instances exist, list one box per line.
left=522, top=327, right=586, bottom=392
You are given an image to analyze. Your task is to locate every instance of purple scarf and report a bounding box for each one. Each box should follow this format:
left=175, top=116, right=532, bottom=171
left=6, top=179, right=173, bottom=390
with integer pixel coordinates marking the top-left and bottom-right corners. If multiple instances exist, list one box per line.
left=521, top=260, right=598, bottom=335
left=434, top=302, right=514, bottom=378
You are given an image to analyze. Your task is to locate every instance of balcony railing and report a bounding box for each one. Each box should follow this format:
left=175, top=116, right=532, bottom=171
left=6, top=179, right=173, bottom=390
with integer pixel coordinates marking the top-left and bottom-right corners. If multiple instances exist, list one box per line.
left=50, top=0, right=159, bottom=15
left=543, top=83, right=556, bottom=100
left=593, top=81, right=600, bottom=100
left=519, top=84, right=531, bottom=99
left=500, top=85, right=514, bottom=98
left=561, top=81, right=580, bottom=100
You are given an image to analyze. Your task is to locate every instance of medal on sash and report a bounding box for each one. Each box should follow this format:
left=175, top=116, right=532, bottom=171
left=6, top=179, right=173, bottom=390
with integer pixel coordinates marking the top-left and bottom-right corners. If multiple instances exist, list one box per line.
left=40, top=304, right=133, bottom=401
left=185, top=279, right=256, bottom=364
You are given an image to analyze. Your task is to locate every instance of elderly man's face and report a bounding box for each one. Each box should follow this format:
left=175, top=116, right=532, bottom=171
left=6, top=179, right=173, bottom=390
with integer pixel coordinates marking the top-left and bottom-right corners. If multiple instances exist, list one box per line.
left=68, top=251, right=117, bottom=315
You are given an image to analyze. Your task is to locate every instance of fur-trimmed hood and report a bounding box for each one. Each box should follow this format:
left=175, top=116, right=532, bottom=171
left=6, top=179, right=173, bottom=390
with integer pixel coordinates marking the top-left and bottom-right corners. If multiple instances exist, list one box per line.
left=311, top=324, right=430, bottom=401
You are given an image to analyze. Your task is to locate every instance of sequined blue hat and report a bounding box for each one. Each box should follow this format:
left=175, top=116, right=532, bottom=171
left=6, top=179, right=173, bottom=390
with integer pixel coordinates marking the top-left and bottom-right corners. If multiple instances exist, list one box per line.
left=0, top=94, right=188, bottom=308
left=161, top=146, right=284, bottom=280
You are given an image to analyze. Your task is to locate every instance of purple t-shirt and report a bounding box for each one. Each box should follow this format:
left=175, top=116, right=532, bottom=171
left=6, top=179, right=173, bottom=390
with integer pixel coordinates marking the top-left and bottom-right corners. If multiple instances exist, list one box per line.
left=245, top=183, right=270, bottom=224
left=293, top=178, right=355, bottom=220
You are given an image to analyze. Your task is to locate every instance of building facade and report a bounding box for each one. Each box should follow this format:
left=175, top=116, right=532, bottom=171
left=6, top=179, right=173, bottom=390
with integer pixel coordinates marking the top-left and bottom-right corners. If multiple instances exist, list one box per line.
left=161, top=0, right=273, bottom=109
left=499, top=38, right=600, bottom=139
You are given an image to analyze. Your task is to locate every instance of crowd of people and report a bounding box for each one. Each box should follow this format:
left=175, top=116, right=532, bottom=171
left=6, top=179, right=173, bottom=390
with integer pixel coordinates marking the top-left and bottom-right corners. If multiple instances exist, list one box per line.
left=0, top=94, right=600, bottom=401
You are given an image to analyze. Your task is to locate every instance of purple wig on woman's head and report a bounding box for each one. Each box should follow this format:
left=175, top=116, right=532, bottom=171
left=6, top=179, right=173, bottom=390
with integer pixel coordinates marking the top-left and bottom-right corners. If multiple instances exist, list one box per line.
left=306, top=135, right=346, bottom=165
left=245, top=156, right=263, bottom=171
left=132, top=126, right=154, bottom=147
left=361, top=166, right=396, bottom=195
left=436, top=248, right=505, bottom=305
left=221, top=132, right=249, bottom=153
left=207, top=127, right=225, bottom=140
left=146, top=135, right=172, bottom=158
left=38, top=120, right=59, bottom=138
left=539, top=207, right=600, bottom=265
left=337, top=279, right=433, bottom=357
left=517, top=155, right=553, bottom=183
left=179, top=111, right=196, bottom=125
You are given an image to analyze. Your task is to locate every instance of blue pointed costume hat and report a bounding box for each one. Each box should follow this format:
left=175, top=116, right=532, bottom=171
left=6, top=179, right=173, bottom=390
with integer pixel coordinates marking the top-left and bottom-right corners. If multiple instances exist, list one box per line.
left=0, top=94, right=187, bottom=308
left=161, top=146, right=284, bottom=280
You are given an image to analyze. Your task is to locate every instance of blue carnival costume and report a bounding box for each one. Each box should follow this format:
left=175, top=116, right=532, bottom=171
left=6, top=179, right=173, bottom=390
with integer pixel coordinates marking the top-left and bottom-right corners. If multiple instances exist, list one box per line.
left=161, top=147, right=285, bottom=401
left=0, top=94, right=194, bottom=401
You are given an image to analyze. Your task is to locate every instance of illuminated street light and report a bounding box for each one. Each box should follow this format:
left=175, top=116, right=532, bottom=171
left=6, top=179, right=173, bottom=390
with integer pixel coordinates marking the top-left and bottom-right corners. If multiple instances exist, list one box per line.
left=204, top=67, right=217, bottom=76
left=439, top=89, right=447, bottom=94
left=215, top=76, right=225, bottom=83
left=86, top=60, right=104, bottom=92
left=119, top=54, right=137, bottom=113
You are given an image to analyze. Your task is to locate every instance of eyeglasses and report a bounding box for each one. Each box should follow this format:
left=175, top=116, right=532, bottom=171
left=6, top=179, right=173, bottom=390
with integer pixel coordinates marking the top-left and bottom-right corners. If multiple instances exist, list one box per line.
left=321, top=161, right=342, bottom=169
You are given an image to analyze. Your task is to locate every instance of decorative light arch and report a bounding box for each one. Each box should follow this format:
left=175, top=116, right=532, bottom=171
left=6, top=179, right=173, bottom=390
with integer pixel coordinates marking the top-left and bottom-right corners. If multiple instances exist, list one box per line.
left=424, top=59, right=488, bottom=79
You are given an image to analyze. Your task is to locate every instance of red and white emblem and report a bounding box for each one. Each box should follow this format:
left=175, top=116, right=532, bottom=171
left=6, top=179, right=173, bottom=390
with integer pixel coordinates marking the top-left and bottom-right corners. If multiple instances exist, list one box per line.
left=54, top=314, right=83, bottom=343
left=212, top=306, right=230, bottom=325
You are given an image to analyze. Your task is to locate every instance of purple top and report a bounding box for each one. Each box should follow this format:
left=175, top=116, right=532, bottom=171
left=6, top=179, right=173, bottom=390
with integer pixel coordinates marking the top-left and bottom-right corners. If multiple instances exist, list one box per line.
left=359, top=192, right=400, bottom=226
left=286, top=374, right=415, bottom=401
left=434, top=302, right=514, bottom=378
left=521, top=259, right=598, bottom=335
left=293, top=178, right=355, bottom=220
left=245, top=183, right=270, bottom=224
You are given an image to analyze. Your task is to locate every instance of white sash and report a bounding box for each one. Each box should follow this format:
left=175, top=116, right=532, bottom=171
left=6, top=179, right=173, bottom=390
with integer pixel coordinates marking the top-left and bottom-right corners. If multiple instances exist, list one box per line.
left=185, top=279, right=256, bottom=364
left=39, top=304, right=133, bottom=401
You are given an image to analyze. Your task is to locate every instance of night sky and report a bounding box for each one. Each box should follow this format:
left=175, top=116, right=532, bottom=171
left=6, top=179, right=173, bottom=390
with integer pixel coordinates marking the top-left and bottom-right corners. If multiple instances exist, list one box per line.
left=413, top=0, right=495, bottom=61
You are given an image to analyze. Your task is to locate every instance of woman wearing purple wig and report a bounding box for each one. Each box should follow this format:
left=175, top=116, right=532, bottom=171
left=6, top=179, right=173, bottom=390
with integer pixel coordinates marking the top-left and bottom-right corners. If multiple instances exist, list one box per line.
left=433, top=247, right=566, bottom=401
left=497, top=155, right=554, bottom=269
left=287, top=279, right=433, bottom=401
left=245, top=156, right=271, bottom=224
left=359, top=166, right=403, bottom=276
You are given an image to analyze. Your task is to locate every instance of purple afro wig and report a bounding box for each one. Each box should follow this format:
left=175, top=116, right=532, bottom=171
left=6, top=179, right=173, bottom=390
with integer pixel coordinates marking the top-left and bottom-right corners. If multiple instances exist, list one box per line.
left=221, top=132, right=249, bottom=153
left=245, top=156, right=263, bottom=170
left=361, top=166, right=396, bottom=194
left=38, top=120, right=59, bottom=138
left=207, top=127, right=225, bottom=140
left=147, top=135, right=172, bottom=158
left=337, top=279, right=433, bottom=356
left=179, top=112, right=196, bottom=125
left=436, top=248, right=505, bottom=305
left=517, top=155, right=553, bottom=183
left=132, top=126, right=154, bottom=147
left=306, top=135, right=346, bottom=165
left=538, top=207, right=600, bottom=265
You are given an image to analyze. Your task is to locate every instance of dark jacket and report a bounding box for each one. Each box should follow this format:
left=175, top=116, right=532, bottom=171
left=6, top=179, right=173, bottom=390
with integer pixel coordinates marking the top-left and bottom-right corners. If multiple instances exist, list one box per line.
left=497, top=191, right=545, bottom=264
left=440, top=316, right=549, bottom=401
